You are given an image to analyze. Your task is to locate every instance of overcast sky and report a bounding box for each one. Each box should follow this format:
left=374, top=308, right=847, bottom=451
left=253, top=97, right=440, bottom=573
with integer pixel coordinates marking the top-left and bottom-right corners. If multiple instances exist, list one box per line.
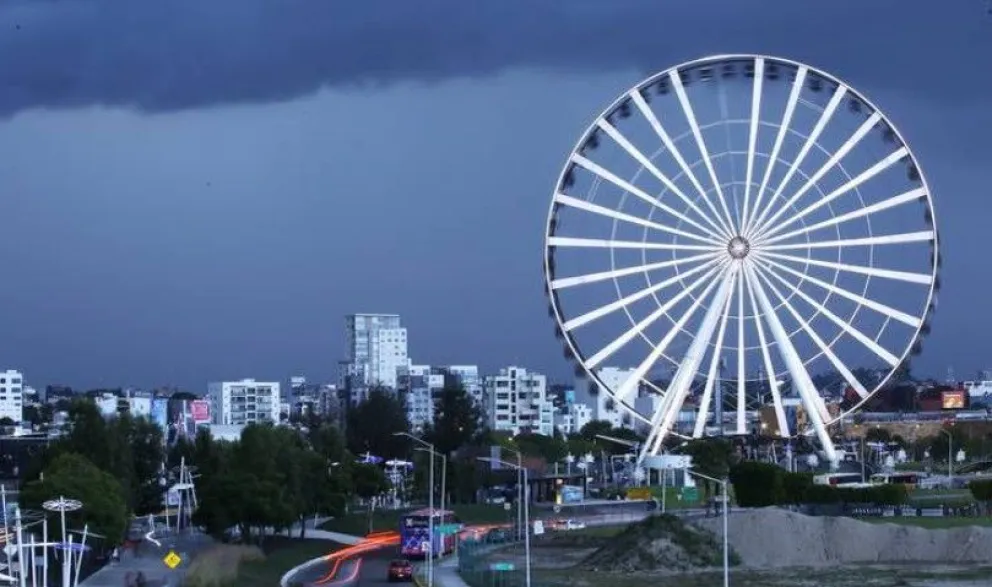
left=0, top=0, right=989, bottom=390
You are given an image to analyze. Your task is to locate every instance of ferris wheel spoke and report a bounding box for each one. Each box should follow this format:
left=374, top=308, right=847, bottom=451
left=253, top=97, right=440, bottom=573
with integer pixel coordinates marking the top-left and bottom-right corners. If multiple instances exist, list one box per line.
left=754, top=256, right=922, bottom=327
left=553, top=193, right=724, bottom=246
left=755, top=261, right=901, bottom=366
left=570, top=153, right=726, bottom=239
left=583, top=263, right=725, bottom=368
left=615, top=264, right=733, bottom=408
left=739, top=57, right=765, bottom=234
left=547, top=236, right=715, bottom=252
left=743, top=267, right=791, bottom=437
left=594, top=120, right=732, bottom=241
left=563, top=258, right=722, bottom=331
left=755, top=147, right=911, bottom=243
left=752, top=267, right=870, bottom=399
left=744, top=66, right=808, bottom=236
left=627, top=91, right=733, bottom=240
left=758, top=230, right=935, bottom=252
left=745, top=264, right=837, bottom=462
left=760, top=251, right=932, bottom=285
left=747, top=85, right=848, bottom=239
left=752, top=111, right=885, bottom=241
left=669, top=71, right=739, bottom=236
left=735, top=268, right=747, bottom=434
left=692, top=271, right=737, bottom=438
left=760, top=187, right=927, bottom=246
left=550, top=251, right=720, bottom=290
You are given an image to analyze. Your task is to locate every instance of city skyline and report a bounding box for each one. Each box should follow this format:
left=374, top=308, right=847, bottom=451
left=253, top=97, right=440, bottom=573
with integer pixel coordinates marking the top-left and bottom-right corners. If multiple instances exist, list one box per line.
left=0, top=2, right=990, bottom=389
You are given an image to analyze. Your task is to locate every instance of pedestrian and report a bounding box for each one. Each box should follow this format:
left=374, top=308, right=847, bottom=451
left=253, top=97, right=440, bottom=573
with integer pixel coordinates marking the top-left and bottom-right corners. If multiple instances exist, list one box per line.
left=112, top=546, right=120, bottom=564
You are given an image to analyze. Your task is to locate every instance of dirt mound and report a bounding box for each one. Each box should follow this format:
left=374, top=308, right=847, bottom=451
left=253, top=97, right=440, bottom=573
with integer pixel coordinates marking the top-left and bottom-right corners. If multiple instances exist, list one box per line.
left=694, top=508, right=992, bottom=568
left=581, top=514, right=738, bottom=572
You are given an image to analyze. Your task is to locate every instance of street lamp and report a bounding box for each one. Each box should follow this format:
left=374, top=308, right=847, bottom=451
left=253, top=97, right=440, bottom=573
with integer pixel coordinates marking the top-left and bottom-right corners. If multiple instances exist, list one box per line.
left=939, top=429, right=953, bottom=485
left=478, top=457, right=531, bottom=587
left=686, top=470, right=729, bottom=587
left=414, top=448, right=448, bottom=513
left=497, top=446, right=525, bottom=541
left=393, top=432, right=437, bottom=587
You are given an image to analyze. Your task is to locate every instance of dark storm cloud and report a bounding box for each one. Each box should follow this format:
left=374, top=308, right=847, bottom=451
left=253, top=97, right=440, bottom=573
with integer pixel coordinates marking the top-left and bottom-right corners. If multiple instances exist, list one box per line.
left=0, top=0, right=985, bottom=115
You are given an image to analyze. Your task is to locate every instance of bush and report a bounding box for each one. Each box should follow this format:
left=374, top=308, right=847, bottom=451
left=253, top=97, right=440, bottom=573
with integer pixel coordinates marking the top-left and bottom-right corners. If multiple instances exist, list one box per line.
left=969, top=479, right=992, bottom=502
left=780, top=472, right=814, bottom=505
left=183, top=545, right=265, bottom=587
left=728, top=461, right=785, bottom=507
left=804, top=483, right=908, bottom=506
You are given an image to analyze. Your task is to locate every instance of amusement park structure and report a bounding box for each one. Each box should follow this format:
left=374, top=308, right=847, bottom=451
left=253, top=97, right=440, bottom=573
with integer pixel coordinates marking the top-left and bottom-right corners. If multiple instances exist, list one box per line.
left=544, top=54, right=940, bottom=469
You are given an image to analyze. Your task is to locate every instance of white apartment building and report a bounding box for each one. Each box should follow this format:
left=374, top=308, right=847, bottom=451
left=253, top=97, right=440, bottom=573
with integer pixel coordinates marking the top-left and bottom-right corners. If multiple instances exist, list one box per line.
left=485, top=366, right=553, bottom=436
left=0, top=369, right=24, bottom=423
left=95, top=391, right=152, bottom=418
left=555, top=402, right=593, bottom=435
left=208, top=379, right=281, bottom=426
left=397, top=364, right=445, bottom=430
left=341, top=314, right=410, bottom=401
left=573, top=367, right=638, bottom=429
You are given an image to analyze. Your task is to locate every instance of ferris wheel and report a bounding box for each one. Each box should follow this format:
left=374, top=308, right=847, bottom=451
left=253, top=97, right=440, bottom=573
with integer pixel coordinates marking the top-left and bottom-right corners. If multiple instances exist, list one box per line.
left=543, top=54, right=940, bottom=465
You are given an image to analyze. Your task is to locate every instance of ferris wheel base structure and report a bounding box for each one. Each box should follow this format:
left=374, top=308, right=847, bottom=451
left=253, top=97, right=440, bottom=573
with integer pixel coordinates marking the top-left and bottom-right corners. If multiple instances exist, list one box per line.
left=543, top=54, right=940, bottom=474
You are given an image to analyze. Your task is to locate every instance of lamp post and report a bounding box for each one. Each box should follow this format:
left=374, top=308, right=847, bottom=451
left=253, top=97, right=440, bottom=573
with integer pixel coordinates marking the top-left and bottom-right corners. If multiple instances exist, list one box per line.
left=499, top=447, right=524, bottom=541
left=394, top=432, right=436, bottom=587
left=42, top=498, right=83, bottom=587
left=478, top=457, right=530, bottom=587
left=686, top=470, right=729, bottom=587
left=939, top=429, right=953, bottom=486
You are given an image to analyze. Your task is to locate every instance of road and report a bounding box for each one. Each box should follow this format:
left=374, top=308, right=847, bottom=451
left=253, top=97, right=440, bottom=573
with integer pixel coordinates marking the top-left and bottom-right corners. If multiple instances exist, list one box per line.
left=288, top=546, right=400, bottom=586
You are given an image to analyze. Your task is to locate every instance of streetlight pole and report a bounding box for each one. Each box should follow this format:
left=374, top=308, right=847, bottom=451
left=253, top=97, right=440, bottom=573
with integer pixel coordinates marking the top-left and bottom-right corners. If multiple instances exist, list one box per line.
left=501, top=446, right=524, bottom=541
left=479, top=457, right=531, bottom=587
left=939, top=429, right=953, bottom=485
left=686, top=470, right=729, bottom=587
left=394, top=432, right=436, bottom=587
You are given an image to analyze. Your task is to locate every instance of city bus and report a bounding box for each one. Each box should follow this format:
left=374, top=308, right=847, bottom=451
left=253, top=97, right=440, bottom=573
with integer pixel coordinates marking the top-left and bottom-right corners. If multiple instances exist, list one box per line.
left=398, top=508, right=460, bottom=559
left=870, top=472, right=921, bottom=489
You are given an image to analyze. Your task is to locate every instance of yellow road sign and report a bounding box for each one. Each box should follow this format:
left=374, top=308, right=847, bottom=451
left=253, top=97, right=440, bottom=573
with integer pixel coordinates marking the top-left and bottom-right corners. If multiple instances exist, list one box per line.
left=163, top=551, right=182, bottom=569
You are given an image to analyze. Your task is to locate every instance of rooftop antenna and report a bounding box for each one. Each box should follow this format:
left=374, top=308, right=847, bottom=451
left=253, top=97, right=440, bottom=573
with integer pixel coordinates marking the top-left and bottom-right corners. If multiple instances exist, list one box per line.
left=947, top=365, right=955, bottom=384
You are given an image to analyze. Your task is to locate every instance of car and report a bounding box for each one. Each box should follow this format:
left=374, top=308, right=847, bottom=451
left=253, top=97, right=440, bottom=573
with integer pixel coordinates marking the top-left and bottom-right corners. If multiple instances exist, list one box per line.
left=387, top=559, right=414, bottom=582
left=563, top=519, right=586, bottom=531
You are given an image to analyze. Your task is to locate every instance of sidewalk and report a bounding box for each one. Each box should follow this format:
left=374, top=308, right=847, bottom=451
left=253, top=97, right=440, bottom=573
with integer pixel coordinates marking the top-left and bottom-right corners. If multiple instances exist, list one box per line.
left=416, top=555, right=470, bottom=587
left=80, top=532, right=211, bottom=587
left=265, top=517, right=364, bottom=545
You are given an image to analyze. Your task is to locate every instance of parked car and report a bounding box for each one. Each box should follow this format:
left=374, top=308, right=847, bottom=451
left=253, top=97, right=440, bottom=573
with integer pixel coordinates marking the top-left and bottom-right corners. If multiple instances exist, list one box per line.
left=387, top=559, right=414, bottom=582
left=563, top=519, right=586, bottom=531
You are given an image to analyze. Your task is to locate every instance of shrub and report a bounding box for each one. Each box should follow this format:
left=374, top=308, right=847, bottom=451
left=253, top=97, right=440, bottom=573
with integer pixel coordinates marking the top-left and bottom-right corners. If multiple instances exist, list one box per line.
left=728, top=461, right=784, bottom=507
left=969, top=479, right=992, bottom=502
left=183, top=545, right=265, bottom=587
left=804, top=483, right=908, bottom=506
left=780, top=472, right=814, bottom=505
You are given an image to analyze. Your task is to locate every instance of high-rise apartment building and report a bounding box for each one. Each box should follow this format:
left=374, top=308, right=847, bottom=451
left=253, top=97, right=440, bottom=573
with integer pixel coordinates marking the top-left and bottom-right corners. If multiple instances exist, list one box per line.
left=340, top=314, right=410, bottom=402
left=0, top=370, right=24, bottom=423
left=208, top=379, right=281, bottom=426
left=485, top=366, right=553, bottom=436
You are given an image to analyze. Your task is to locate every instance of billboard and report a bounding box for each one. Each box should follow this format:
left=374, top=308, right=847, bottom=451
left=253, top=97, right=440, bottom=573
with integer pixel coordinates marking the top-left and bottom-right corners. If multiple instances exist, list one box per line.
left=942, top=391, right=966, bottom=410
left=190, top=400, right=211, bottom=424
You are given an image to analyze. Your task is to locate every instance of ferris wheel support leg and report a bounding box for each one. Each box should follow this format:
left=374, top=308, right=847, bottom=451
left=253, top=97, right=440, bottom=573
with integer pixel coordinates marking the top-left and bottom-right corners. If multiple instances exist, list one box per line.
left=638, top=268, right=737, bottom=467
left=745, top=265, right=839, bottom=467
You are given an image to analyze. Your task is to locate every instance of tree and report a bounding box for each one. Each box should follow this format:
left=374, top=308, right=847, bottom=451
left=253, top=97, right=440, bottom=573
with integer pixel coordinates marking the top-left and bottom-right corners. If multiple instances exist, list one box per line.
left=352, top=462, right=390, bottom=500
left=679, top=438, right=736, bottom=498
left=423, top=385, right=487, bottom=456
left=20, top=453, right=128, bottom=545
left=346, top=388, right=410, bottom=459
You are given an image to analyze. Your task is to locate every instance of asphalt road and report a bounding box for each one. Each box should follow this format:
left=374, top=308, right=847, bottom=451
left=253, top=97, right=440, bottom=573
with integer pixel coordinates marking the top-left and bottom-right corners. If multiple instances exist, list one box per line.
left=288, top=546, right=402, bottom=587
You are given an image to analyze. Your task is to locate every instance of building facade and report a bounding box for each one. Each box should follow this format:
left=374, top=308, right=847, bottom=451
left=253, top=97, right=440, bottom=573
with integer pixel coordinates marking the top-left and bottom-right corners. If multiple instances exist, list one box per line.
left=208, top=379, right=281, bottom=426
left=485, top=366, right=552, bottom=436
left=340, top=313, right=410, bottom=402
left=573, top=367, right=637, bottom=429
left=0, top=369, right=24, bottom=423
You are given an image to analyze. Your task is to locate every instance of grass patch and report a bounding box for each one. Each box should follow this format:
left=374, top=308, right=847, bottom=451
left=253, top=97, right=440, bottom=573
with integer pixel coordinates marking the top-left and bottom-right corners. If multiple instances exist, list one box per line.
left=320, top=504, right=515, bottom=535
left=184, top=537, right=343, bottom=587
left=860, top=516, right=992, bottom=529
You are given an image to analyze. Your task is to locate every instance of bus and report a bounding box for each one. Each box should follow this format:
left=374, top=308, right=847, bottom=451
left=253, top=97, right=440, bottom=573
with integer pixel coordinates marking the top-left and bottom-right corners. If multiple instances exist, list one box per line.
left=813, top=472, right=872, bottom=487
left=398, top=508, right=460, bottom=559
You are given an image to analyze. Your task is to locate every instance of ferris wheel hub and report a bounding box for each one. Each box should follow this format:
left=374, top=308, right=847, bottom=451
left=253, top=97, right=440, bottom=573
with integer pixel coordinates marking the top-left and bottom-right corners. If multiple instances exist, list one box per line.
left=727, top=236, right=750, bottom=259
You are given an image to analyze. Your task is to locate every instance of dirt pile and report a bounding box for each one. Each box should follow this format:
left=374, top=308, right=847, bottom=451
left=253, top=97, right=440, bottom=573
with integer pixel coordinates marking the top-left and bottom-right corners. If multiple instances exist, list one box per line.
left=695, top=508, right=992, bottom=568
left=581, top=514, right=739, bottom=572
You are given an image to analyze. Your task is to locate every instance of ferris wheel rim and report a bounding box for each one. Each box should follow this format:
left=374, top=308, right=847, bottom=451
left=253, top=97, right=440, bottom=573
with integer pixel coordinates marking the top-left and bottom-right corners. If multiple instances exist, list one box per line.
left=542, top=53, right=940, bottom=435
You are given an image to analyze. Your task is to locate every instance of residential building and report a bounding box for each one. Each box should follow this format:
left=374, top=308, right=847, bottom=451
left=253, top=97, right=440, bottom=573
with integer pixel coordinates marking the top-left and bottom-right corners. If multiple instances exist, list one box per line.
left=555, top=402, right=593, bottom=435
left=485, top=366, right=552, bottom=436
left=397, top=364, right=444, bottom=431
left=340, top=313, right=410, bottom=402
left=443, top=365, right=483, bottom=404
left=573, top=367, right=637, bottom=429
left=0, top=370, right=23, bottom=423
left=208, top=379, right=281, bottom=426
left=94, top=391, right=153, bottom=418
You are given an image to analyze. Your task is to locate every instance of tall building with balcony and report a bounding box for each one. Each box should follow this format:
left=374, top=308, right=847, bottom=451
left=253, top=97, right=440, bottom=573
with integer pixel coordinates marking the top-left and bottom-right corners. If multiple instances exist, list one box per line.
left=0, top=369, right=24, bottom=423
left=208, top=379, right=281, bottom=426
left=485, top=366, right=552, bottom=436
left=339, top=313, right=410, bottom=402
left=397, top=364, right=445, bottom=431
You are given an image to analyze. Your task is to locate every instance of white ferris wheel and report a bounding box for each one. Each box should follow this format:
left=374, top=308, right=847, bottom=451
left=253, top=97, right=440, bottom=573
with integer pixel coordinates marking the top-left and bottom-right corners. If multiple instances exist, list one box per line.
left=542, top=54, right=940, bottom=466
